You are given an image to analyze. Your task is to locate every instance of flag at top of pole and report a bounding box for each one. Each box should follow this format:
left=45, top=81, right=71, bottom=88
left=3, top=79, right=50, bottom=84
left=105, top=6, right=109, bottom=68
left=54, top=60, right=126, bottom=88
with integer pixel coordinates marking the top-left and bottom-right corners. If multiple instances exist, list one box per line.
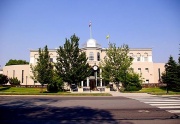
left=89, top=21, right=92, bottom=27
left=106, top=34, right=110, bottom=44
left=106, top=35, right=110, bottom=39
left=89, top=21, right=92, bottom=38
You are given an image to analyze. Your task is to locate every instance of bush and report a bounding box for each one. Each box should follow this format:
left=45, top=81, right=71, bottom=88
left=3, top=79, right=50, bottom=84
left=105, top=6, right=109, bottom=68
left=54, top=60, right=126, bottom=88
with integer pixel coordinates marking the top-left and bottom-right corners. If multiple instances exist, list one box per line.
left=47, top=75, right=63, bottom=92
left=9, top=77, right=20, bottom=85
left=125, top=84, right=142, bottom=91
left=47, top=82, right=58, bottom=93
left=0, top=74, right=9, bottom=85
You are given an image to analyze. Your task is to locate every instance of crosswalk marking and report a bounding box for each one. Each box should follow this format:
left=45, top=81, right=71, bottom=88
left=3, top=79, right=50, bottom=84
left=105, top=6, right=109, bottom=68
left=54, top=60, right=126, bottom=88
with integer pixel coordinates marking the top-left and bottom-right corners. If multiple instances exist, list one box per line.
left=145, top=102, right=180, bottom=104
left=158, top=106, right=180, bottom=109
left=150, top=104, right=180, bottom=106
left=128, top=96, right=180, bottom=115
left=167, top=110, right=180, bottom=113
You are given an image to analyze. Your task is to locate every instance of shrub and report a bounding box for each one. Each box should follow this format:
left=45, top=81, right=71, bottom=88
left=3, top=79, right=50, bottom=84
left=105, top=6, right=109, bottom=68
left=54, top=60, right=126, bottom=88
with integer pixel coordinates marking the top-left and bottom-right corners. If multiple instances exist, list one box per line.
left=47, top=82, right=58, bottom=92
left=9, top=77, right=20, bottom=85
left=0, top=74, right=9, bottom=85
left=125, top=84, right=142, bottom=91
left=47, top=75, right=63, bottom=92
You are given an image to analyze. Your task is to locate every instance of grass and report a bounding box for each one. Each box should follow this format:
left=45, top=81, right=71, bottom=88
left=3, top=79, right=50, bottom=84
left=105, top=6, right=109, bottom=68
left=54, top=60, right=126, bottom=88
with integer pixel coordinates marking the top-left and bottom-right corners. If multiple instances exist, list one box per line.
left=136, top=87, right=180, bottom=95
left=0, top=87, right=111, bottom=96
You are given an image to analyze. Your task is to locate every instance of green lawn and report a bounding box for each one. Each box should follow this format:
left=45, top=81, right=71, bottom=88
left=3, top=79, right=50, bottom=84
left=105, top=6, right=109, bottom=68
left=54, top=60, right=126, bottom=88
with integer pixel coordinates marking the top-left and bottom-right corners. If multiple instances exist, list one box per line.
left=0, top=87, right=111, bottom=96
left=136, top=87, right=180, bottom=95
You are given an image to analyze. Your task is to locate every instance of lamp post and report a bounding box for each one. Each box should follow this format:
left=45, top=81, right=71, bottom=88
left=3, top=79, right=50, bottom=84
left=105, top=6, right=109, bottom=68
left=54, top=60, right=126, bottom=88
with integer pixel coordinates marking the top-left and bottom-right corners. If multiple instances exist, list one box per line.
left=165, top=64, right=169, bottom=94
left=93, top=65, right=98, bottom=87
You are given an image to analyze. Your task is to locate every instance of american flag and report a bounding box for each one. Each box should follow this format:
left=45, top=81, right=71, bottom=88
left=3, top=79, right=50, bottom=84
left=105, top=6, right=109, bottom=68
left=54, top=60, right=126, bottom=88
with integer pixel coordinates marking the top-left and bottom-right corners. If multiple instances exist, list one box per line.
left=89, top=22, right=91, bottom=27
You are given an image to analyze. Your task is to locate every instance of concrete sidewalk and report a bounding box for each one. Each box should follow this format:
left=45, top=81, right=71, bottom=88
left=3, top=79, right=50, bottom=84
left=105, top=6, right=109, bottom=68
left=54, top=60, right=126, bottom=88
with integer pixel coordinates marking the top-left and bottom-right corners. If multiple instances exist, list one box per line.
left=109, top=91, right=154, bottom=97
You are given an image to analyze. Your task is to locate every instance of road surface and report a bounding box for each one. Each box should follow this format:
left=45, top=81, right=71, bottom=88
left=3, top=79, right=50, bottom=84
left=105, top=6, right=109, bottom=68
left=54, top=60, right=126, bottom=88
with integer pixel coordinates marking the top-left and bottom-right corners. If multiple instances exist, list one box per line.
left=0, top=95, right=179, bottom=124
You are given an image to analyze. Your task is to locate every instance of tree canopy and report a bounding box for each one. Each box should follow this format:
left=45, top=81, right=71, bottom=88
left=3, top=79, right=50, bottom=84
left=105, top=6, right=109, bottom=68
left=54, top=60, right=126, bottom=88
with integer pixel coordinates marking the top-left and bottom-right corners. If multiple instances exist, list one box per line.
left=30, top=45, right=53, bottom=86
left=55, top=34, right=91, bottom=86
left=5, top=59, right=29, bottom=66
left=161, top=56, right=180, bottom=91
left=100, top=43, right=142, bottom=91
left=0, top=74, right=9, bottom=85
left=100, top=43, right=133, bottom=84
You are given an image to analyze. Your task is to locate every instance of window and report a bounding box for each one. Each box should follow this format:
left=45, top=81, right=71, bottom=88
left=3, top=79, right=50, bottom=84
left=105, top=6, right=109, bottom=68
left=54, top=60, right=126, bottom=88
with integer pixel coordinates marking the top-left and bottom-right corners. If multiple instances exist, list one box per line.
left=89, top=52, right=94, bottom=60
left=144, top=57, right=148, bottom=62
left=145, top=68, right=149, bottom=73
left=50, top=58, right=53, bottom=62
left=97, top=52, right=100, bottom=61
left=13, top=70, right=15, bottom=78
left=22, top=70, right=24, bottom=83
left=145, top=79, right=149, bottom=84
left=137, top=57, right=141, bottom=61
left=137, top=53, right=141, bottom=61
left=138, top=68, right=141, bottom=73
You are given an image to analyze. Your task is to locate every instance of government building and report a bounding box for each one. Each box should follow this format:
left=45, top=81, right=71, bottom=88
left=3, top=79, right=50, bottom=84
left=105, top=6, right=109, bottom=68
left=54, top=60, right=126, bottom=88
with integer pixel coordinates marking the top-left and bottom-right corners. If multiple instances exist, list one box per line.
left=3, top=37, right=165, bottom=90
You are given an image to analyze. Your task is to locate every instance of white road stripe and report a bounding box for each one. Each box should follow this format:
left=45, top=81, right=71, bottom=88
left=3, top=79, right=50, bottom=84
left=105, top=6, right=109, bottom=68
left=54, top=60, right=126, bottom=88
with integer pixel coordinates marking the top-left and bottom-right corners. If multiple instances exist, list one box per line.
left=150, top=104, right=180, bottom=106
left=158, top=106, right=180, bottom=109
left=139, top=99, right=180, bottom=101
left=166, top=110, right=180, bottom=113
left=144, top=101, right=180, bottom=104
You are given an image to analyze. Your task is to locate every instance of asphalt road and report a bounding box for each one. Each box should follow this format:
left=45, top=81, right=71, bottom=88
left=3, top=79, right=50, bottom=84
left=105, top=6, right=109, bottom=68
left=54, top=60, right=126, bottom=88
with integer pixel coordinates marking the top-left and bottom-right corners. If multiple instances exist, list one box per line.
left=0, top=96, right=179, bottom=124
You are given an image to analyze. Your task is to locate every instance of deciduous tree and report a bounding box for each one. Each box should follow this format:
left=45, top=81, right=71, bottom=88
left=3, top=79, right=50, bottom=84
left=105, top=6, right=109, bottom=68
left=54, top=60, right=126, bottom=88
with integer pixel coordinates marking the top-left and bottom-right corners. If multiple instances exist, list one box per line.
left=5, top=59, right=29, bottom=66
left=30, top=45, right=53, bottom=91
left=100, top=43, right=142, bottom=91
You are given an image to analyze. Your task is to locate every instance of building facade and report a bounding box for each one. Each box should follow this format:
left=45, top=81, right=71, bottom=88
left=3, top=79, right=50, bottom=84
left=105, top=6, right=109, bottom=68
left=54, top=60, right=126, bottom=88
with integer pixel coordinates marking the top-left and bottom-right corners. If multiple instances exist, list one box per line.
left=3, top=38, right=165, bottom=88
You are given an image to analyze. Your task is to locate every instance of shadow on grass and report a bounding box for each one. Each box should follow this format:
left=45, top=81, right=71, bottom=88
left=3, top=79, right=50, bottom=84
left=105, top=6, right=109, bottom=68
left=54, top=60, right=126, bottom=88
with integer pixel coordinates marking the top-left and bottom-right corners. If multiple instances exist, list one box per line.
left=0, top=97, right=127, bottom=124
left=0, top=86, right=10, bottom=91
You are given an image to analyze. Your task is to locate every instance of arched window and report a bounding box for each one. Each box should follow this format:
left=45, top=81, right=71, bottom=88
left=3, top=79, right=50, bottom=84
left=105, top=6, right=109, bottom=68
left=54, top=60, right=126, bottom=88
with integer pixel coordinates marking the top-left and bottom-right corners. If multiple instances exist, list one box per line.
left=89, top=52, right=94, bottom=60
left=144, top=53, right=148, bottom=62
left=97, top=52, right=100, bottom=61
left=137, top=53, right=141, bottom=61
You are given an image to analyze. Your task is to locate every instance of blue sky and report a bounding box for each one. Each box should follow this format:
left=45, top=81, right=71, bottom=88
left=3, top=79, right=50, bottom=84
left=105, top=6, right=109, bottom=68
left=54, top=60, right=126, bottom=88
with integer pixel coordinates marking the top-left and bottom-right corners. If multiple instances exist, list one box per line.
left=0, top=0, right=180, bottom=67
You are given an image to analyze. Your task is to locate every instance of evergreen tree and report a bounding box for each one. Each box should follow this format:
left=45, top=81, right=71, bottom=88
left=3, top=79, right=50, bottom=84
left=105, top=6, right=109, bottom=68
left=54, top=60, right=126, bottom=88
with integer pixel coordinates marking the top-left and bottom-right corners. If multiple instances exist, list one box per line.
left=100, top=43, right=134, bottom=90
left=162, top=56, right=178, bottom=91
left=55, top=34, right=91, bottom=86
left=0, top=74, right=9, bottom=85
left=31, top=45, right=53, bottom=90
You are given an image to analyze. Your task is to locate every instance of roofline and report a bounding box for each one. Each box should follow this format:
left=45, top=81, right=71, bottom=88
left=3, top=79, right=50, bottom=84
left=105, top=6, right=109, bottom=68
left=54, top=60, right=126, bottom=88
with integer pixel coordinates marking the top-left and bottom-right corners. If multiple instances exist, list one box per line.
left=30, top=48, right=152, bottom=52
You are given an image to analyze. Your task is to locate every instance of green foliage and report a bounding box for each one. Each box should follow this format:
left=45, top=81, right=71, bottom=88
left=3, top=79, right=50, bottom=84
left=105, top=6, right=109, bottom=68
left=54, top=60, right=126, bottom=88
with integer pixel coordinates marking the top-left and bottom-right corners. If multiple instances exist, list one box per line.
left=123, top=72, right=142, bottom=91
left=30, top=45, right=54, bottom=86
left=100, top=43, right=133, bottom=84
left=55, top=34, right=91, bottom=86
left=0, top=74, right=9, bottom=85
left=9, top=77, right=20, bottom=85
left=47, top=74, right=63, bottom=92
left=161, top=56, right=180, bottom=91
left=5, top=59, right=29, bottom=66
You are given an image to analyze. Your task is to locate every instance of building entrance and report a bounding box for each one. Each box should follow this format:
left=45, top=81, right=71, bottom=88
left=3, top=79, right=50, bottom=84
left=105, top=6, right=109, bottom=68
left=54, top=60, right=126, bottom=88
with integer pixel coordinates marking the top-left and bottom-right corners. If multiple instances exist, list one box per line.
left=89, top=79, right=100, bottom=91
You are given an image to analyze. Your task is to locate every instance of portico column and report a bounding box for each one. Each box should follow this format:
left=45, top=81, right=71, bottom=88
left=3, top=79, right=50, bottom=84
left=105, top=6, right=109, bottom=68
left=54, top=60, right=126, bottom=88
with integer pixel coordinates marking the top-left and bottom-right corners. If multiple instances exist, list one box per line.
left=100, top=69, right=102, bottom=87
left=81, top=81, right=83, bottom=87
left=87, top=77, right=89, bottom=87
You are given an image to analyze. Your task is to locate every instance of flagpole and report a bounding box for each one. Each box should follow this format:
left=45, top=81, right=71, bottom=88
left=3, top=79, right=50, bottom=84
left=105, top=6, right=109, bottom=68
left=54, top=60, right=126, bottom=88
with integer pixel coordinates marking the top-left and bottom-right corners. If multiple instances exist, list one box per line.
left=106, top=34, right=110, bottom=46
